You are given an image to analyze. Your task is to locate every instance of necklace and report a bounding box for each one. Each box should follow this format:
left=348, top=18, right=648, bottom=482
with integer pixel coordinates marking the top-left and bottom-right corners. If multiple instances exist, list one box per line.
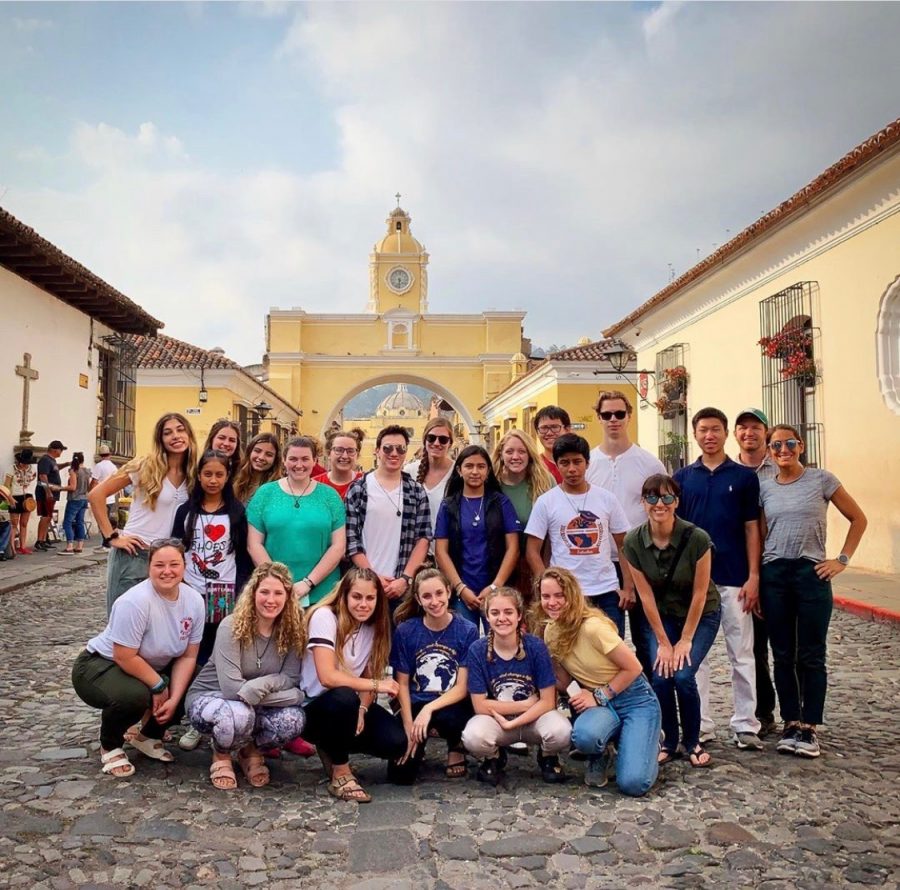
left=465, top=494, right=485, bottom=527
left=375, top=474, right=402, bottom=517
left=254, top=631, right=273, bottom=670
left=285, top=475, right=313, bottom=508
left=561, top=486, right=590, bottom=515
left=423, top=614, right=453, bottom=648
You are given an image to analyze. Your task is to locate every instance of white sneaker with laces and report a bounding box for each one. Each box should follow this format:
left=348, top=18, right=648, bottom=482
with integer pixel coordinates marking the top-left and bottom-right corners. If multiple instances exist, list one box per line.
left=178, top=727, right=203, bottom=751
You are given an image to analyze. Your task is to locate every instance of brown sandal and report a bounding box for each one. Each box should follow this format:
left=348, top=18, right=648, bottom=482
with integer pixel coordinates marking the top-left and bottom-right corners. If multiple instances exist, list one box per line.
left=238, top=751, right=270, bottom=787
left=328, top=773, right=371, bottom=803
left=446, top=748, right=468, bottom=778
left=210, top=759, right=237, bottom=790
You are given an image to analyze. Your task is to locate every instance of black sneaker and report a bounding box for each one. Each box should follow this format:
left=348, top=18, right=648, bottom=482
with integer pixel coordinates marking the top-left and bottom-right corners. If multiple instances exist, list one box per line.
left=476, top=757, right=503, bottom=786
left=537, top=752, right=568, bottom=784
left=758, top=715, right=778, bottom=738
left=794, top=727, right=821, bottom=758
left=34, top=541, right=49, bottom=551
left=776, top=725, right=800, bottom=755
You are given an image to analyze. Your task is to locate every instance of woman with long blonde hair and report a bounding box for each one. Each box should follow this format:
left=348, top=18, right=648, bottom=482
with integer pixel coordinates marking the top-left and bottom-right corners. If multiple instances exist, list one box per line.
left=185, top=562, right=307, bottom=790
left=232, top=432, right=283, bottom=505
left=299, top=567, right=406, bottom=802
left=89, top=413, right=198, bottom=614
left=536, top=567, right=661, bottom=795
left=492, top=428, right=554, bottom=599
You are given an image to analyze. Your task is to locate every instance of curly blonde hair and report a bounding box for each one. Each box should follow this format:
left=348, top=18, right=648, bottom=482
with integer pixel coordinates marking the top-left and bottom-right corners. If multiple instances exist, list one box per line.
left=533, top=566, right=613, bottom=660
left=305, top=567, right=391, bottom=679
left=121, top=413, right=198, bottom=510
left=492, top=429, right=554, bottom=501
left=231, top=563, right=306, bottom=656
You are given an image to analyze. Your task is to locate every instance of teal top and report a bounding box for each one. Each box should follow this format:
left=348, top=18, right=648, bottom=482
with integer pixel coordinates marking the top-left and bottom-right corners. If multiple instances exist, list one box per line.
left=246, top=480, right=346, bottom=605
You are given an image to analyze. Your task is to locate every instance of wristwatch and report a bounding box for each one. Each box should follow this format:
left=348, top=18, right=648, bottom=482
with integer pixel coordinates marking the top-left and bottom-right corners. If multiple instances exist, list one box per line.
left=400, top=573, right=413, bottom=587
left=836, top=554, right=849, bottom=566
left=102, top=531, right=120, bottom=548
left=490, top=584, right=498, bottom=592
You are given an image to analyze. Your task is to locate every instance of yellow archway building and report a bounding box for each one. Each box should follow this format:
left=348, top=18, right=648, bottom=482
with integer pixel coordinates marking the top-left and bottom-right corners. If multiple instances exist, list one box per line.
left=265, top=204, right=527, bottom=438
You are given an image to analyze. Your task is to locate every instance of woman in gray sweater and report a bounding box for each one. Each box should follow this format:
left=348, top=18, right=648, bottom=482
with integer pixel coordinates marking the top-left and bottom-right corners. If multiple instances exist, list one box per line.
left=185, top=562, right=307, bottom=789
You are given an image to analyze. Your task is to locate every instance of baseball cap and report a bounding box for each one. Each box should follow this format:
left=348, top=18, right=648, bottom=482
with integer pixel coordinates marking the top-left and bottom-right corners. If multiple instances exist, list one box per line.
left=48, top=440, right=66, bottom=450
left=735, top=408, right=769, bottom=427
left=98, top=444, right=111, bottom=456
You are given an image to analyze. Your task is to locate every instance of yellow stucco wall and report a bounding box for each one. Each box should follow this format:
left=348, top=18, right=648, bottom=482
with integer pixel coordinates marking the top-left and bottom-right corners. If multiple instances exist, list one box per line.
left=623, top=159, right=900, bottom=573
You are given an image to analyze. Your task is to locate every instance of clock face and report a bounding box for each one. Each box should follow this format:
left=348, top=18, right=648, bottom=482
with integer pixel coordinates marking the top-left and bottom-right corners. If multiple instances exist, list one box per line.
left=387, top=267, right=411, bottom=293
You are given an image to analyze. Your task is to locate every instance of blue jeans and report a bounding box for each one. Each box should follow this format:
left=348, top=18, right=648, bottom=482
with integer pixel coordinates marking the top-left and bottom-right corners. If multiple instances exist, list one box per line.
left=453, top=597, right=486, bottom=631
left=760, top=558, right=832, bottom=725
left=63, top=499, right=88, bottom=543
left=571, top=674, right=662, bottom=797
left=587, top=591, right=625, bottom=638
left=645, top=608, right=721, bottom=752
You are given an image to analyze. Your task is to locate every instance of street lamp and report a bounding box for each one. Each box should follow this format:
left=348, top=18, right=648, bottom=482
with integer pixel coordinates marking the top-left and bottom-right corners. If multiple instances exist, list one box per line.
left=253, top=401, right=272, bottom=420
left=592, top=341, right=656, bottom=408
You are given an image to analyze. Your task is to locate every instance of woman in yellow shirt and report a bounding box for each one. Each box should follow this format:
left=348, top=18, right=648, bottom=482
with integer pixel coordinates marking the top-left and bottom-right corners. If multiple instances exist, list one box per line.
left=536, top=566, right=662, bottom=796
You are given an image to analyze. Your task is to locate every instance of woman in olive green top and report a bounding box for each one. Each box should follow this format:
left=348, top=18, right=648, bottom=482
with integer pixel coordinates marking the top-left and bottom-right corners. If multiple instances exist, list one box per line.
left=621, top=474, right=720, bottom=767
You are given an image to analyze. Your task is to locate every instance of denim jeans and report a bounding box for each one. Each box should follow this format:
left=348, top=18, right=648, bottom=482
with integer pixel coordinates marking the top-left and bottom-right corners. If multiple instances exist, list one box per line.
left=645, top=608, right=721, bottom=752
left=760, top=558, right=832, bottom=725
left=453, top=597, right=486, bottom=631
left=587, top=591, right=625, bottom=638
left=63, top=499, right=88, bottom=543
left=571, top=674, right=662, bottom=797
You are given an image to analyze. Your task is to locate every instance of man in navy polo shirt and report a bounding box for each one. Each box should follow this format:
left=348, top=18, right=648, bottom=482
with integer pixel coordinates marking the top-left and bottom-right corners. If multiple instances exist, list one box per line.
left=673, top=407, right=763, bottom=751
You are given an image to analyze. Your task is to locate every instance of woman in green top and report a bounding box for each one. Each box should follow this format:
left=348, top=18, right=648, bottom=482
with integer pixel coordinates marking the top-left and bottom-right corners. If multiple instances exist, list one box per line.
left=621, top=473, right=720, bottom=768
left=247, top=437, right=346, bottom=608
left=492, top=429, right=554, bottom=602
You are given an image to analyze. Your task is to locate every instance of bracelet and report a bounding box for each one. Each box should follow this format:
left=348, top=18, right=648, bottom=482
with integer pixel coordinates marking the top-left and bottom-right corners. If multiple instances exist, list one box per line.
left=455, top=582, right=466, bottom=595
left=359, top=704, right=368, bottom=713
left=604, top=684, right=616, bottom=700
left=150, top=675, right=168, bottom=694
left=303, top=577, right=315, bottom=589
left=372, top=678, right=379, bottom=694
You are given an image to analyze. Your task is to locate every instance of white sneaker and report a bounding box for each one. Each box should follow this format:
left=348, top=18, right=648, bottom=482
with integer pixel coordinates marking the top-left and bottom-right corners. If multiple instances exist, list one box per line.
left=699, top=729, right=716, bottom=744
left=178, top=727, right=203, bottom=751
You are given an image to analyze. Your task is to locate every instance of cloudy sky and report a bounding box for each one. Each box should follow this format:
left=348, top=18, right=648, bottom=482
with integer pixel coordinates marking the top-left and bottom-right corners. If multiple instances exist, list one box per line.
left=2, top=2, right=899, bottom=364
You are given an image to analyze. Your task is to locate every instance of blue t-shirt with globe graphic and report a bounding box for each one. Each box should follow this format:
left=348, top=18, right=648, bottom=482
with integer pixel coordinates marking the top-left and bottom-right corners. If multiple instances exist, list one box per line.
left=390, top=615, right=478, bottom=704
left=465, top=633, right=557, bottom=701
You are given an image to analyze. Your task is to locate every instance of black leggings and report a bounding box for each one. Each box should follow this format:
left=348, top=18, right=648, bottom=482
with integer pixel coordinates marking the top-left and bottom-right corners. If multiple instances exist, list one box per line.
left=387, top=699, right=473, bottom=785
left=302, top=686, right=407, bottom=767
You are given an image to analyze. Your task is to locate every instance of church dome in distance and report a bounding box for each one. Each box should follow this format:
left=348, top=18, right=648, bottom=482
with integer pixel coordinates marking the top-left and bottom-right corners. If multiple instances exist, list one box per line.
left=374, top=204, right=424, bottom=255
left=577, top=336, right=592, bottom=346
left=377, top=383, right=426, bottom=418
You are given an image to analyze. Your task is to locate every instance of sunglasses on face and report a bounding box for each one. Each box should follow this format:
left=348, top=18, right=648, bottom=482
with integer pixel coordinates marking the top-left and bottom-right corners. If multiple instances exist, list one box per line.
left=380, top=444, right=408, bottom=455
left=331, top=446, right=357, bottom=456
left=770, top=439, right=800, bottom=452
left=644, top=494, right=677, bottom=505
left=425, top=434, right=451, bottom=445
left=599, top=410, right=628, bottom=421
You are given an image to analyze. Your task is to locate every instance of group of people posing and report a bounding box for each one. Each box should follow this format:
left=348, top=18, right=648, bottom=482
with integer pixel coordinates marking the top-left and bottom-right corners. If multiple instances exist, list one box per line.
left=71, top=392, right=867, bottom=801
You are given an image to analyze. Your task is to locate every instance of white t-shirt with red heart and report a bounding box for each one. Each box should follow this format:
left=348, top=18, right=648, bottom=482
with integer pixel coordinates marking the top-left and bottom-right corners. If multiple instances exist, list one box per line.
left=182, top=507, right=237, bottom=595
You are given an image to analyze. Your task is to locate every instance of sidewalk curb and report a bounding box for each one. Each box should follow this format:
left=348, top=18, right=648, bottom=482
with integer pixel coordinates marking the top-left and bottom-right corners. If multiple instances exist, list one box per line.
left=0, top=557, right=106, bottom=597
left=834, top=595, right=900, bottom=626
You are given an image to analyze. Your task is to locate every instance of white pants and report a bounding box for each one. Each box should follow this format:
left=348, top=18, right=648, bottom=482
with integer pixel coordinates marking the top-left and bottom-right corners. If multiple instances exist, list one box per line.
left=462, top=711, right=571, bottom=758
left=698, top=585, right=760, bottom=735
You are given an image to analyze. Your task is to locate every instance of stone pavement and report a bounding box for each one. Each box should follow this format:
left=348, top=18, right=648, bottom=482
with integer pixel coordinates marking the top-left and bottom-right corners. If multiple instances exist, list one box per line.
left=1, top=565, right=899, bottom=889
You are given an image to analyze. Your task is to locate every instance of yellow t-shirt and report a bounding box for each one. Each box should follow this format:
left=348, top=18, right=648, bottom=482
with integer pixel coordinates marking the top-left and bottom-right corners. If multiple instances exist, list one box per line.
left=544, top=615, right=623, bottom=688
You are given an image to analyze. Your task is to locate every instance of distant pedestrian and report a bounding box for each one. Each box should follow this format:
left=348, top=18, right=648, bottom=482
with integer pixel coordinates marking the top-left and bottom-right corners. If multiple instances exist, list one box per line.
left=760, top=425, right=867, bottom=759
left=7, top=448, right=36, bottom=554
left=232, top=433, right=283, bottom=505
left=90, top=444, right=119, bottom=531
left=60, top=452, right=91, bottom=554
left=35, top=440, right=68, bottom=550
left=89, top=413, right=197, bottom=614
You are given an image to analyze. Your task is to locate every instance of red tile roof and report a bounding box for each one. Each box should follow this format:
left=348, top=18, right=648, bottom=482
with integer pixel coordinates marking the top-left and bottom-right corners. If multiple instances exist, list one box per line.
left=603, top=116, right=900, bottom=337
left=546, top=338, right=626, bottom=362
left=127, top=333, right=240, bottom=370
left=0, top=205, right=161, bottom=335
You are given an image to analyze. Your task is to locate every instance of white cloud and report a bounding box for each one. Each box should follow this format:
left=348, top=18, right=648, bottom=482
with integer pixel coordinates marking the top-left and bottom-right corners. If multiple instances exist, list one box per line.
left=4, top=3, right=900, bottom=367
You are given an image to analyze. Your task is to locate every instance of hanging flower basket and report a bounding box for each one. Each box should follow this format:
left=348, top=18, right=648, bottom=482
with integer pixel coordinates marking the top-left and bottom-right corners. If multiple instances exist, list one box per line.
left=759, top=329, right=817, bottom=384
left=655, top=395, right=685, bottom=418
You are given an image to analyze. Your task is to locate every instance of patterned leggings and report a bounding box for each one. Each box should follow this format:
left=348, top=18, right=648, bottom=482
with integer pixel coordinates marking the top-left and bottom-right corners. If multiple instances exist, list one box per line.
left=188, top=696, right=306, bottom=753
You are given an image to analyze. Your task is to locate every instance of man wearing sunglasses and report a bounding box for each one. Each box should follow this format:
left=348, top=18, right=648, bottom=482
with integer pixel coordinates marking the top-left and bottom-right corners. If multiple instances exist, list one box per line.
left=673, top=407, right=763, bottom=752
left=345, top=425, right=431, bottom=603
left=586, top=390, right=665, bottom=677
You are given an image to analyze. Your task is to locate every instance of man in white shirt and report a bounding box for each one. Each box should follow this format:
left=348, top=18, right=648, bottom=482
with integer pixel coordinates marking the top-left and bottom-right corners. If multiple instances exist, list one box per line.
left=525, top=433, right=632, bottom=636
left=90, top=445, right=119, bottom=528
left=345, top=426, right=431, bottom=604
left=586, top=390, right=665, bottom=675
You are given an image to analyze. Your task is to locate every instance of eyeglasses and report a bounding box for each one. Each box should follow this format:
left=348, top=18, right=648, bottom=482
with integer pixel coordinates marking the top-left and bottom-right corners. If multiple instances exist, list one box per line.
left=770, top=439, right=800, bottom=452
left=599, top=410, right=628, bottom=421
left=537, top=424, right=563, bottom=435
left=380, top=444, right=408, bottom=455
left=425, top=434, right=451, bottom=445
left=644, top=494, right=677, bottom=505
left=331, top=446, right=358, bottom=456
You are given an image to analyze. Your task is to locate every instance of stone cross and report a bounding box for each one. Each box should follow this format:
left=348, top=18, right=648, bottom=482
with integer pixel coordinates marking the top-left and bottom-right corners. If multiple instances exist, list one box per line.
left=15, top=352, right=38, bottom=446
left=395, top=192, right=401, bottom=207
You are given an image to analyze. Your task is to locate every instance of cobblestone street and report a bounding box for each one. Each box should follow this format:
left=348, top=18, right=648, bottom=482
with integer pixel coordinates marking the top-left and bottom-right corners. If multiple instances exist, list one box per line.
left=1, top=564, right=898, bottom=889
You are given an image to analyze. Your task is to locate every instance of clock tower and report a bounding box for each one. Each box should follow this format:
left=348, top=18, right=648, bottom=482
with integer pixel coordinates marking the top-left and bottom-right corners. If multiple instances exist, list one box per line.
left=367, top=200, right=429, bottom=315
